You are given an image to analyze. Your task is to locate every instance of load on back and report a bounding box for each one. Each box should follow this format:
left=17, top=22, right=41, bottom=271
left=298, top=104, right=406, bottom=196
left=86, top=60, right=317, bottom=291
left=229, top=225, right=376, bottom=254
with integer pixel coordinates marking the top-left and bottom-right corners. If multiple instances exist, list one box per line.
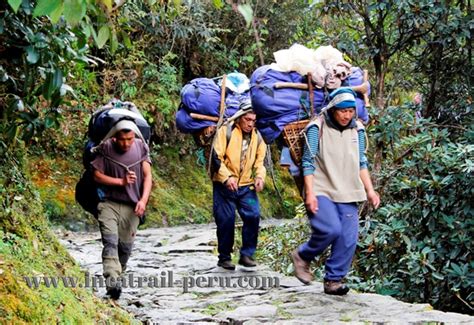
left=174, top=44, right=371, bottom=184
left=75, top=99, right=151, bottom=217
left=250, top=44, right=370, bottom=146
left=176, top=72, right=251, bottom=134
left=175, top=72, right=253, bottom=167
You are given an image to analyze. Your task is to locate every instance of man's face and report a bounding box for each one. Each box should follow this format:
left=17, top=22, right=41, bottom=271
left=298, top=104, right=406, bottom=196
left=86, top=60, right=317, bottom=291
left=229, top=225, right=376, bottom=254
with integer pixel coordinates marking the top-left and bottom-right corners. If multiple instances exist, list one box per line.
left=114, top=130, right=135, bottom=152
left=237, top=112, right=256, bottom=134
left=333, top=108, right=356, bottom=127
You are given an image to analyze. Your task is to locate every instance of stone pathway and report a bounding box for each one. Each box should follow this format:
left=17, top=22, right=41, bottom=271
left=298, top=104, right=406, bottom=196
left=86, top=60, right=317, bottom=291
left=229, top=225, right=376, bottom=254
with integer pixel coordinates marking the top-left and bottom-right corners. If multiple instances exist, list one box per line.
left=58, top=222, right=474, bottom=324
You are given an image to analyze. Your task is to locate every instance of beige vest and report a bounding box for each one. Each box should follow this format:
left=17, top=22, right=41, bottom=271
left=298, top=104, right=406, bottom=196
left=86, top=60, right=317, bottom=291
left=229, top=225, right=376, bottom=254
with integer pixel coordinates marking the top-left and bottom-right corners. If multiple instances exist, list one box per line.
left=311, top=117, right=367, bottom=203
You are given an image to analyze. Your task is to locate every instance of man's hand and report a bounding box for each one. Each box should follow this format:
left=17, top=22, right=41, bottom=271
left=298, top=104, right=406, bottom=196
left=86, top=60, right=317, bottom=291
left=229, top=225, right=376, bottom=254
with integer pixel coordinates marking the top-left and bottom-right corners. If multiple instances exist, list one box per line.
left=225, top=177, right=238, bottom=192
left=367, top=190, right=380, bottom=209
left=134, top=200, right=146, bottom=217
left=122, top=171, right=137, bottom=186
left=255, top=177, right=264, bottom=192
left=305, top=194, right=318, bottom=214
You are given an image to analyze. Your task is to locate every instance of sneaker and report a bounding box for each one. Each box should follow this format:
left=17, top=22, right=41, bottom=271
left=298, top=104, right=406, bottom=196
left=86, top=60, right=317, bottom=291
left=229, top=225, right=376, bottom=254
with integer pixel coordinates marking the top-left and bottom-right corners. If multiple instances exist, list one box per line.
left=324, top=280, right=350, bottom=295
left=238, top=255, right=257, bottom=267
left=106, top=284, right=122, bottom=300
left=291, top=249, right=313, bottom=285
left=217, top=259, right=236, bottom=270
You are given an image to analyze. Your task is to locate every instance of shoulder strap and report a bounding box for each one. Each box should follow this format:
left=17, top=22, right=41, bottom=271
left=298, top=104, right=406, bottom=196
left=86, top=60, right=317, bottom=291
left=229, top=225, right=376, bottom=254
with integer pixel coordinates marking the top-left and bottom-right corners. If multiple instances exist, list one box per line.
left=98, top=141, right=149, bottom=172
left=225, top=123, right=263, bottom=148
left=207, top=122, right=231, bottom=177
left=355, top=119, right=368, bottom=152
left=355, top=119, right=365, bottom=131
left=302, top=116, right=323, bottom=159
left=103, top=155, right=148, bottom=172
left=226, top=122, right=233, bottom=145
left=256, top=129, right=263, bottom=147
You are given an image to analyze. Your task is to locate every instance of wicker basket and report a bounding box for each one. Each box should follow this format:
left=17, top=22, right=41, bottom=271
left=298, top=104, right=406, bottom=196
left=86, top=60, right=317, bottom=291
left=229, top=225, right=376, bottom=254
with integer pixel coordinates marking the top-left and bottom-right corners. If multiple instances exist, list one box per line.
left=193, top=126, right=216, bottom=147
left=282, top=119, right=310, bottom=164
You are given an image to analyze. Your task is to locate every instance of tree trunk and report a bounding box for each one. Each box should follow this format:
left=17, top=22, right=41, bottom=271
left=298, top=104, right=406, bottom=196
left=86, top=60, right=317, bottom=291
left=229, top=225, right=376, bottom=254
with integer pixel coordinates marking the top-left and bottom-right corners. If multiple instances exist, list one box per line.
left=374, top=53, right=386, bottom=111
left=372, top=51, right=386, bottom=188
left=425, top=38, right=445, bottom=119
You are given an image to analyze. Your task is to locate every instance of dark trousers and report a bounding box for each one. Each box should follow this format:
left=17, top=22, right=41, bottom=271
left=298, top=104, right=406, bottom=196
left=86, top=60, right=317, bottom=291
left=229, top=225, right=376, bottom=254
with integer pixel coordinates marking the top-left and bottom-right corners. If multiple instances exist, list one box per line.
left=213, top=182, right=260, bottom=262
left=298, top=195, right=359, bottom=281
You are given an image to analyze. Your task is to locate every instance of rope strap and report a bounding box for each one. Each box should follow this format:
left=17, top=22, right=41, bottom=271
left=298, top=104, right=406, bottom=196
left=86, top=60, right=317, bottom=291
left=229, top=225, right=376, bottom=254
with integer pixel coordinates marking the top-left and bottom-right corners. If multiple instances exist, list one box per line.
left=103, top=155, right=148, bottom=172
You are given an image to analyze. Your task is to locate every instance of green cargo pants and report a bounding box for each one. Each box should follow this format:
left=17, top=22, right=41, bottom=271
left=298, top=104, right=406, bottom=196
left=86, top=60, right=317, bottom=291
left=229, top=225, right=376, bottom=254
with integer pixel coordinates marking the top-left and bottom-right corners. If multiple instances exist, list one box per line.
left=97, top=200, right=140, bottom=279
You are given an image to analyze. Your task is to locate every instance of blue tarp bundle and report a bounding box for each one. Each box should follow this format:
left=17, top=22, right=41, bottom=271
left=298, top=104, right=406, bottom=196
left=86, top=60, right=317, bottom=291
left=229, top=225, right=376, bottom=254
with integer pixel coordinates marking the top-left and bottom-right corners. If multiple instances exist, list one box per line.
left=175, top=106, right=216, bottom=133
left=180, top=78, right=221, bottom=117
left=250, top=65, right=327, bottom=144
left=250, top=65, right=370, bottom=144
left=176, top=74, right=250, bottom=134
left=176, top=69, right=370, bottom=137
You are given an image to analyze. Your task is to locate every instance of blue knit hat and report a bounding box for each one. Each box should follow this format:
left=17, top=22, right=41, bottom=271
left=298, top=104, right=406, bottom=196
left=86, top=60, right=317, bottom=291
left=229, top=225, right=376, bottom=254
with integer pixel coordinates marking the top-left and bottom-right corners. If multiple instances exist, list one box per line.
left=328, top=88, right=356, bottom=109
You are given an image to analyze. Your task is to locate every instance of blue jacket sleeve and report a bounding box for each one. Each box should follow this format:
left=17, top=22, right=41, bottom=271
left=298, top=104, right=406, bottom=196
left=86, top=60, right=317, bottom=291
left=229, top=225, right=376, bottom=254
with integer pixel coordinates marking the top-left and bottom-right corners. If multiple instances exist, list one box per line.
left=358, top=129, right=368, bottom=170
left=301, top=125, right=319, bottom=176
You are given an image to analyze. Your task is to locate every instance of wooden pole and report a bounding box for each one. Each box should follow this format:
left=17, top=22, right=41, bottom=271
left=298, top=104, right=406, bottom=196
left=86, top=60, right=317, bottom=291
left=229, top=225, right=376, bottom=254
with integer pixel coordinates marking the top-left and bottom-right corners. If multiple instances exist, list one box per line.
left=274, top=71, right=371, bottom=108
left=217, top=74, right=227, bottom=125
left=190, top=113, right=219, bottom=122
left=308, top=72, right=314, bottom=116
left=362, top=70, right=371, bottom=107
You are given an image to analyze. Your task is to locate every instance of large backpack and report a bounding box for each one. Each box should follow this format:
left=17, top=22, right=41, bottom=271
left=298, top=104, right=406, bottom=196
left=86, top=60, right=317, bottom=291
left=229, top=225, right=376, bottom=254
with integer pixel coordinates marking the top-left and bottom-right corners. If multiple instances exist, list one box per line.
left=176, top=75, right=250, bottom=134
left=249, top=65, right=327, bottom=144
left=75, top=99, right=151, bottom=217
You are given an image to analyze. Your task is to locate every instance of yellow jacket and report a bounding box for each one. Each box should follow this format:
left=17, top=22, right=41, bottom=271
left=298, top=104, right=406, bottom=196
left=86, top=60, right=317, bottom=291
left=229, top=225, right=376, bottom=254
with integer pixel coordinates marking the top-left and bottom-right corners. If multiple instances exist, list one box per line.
left=211, top=123, right=267, bottom=186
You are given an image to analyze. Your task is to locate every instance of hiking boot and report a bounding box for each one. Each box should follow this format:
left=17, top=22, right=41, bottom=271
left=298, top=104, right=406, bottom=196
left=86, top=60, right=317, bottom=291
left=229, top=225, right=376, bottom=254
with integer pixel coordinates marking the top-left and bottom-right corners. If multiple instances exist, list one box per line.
left=324, top=280, right=350, bottom=295
left=238, top=255, right=257, bottom=267
left=217, top=260, right=236, bottom=270
left=291, top=249, right=313, bottom=285
left=106, top=284, right=122, bottom=300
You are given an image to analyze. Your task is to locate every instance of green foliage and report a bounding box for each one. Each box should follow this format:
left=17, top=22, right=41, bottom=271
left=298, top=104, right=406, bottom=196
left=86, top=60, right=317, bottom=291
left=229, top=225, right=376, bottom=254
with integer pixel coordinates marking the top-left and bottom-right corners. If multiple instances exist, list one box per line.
left=117, top=0, right=230, bottom=77
left=114, top=0, right=312, bottom=79
left=1, top=0, right=134, bottom=144
left=146, top=145, right=213, bottom=226
left=66, top=62, right=101, bottom=105
left=153, top=56, right=182, bottom=129
left=7, top=0, right=22, bottom=13
left=0, top=1, right=88, bottom=142
left=413, top=4, right=472, bottom=122
left=257, top=204, right=310, bottom=275
left=237, top=4, right=253, bottom=28
left=356, top=108, right=473, bottom=313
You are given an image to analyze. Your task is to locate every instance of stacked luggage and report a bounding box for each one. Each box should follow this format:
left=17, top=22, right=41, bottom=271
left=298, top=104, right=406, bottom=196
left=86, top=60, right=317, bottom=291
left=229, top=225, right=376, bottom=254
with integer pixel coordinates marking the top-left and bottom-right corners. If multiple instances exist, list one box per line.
left=175, top=44, right=371, bottom=168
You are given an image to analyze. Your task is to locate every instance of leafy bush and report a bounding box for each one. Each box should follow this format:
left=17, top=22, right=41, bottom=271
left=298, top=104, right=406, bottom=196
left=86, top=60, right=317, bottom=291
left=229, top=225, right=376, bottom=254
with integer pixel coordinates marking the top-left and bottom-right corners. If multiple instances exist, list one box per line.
left=356, top=107, right=473, bottom=313
left=257, top=204, right=310, bottom=275
left=0, top=1, right=90, bottom=143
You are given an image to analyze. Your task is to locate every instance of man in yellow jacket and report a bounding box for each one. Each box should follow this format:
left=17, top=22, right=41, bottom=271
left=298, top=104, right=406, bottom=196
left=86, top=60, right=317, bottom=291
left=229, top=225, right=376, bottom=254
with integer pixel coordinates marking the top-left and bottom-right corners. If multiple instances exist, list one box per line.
left=210, top=101, right=267, bottom=270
